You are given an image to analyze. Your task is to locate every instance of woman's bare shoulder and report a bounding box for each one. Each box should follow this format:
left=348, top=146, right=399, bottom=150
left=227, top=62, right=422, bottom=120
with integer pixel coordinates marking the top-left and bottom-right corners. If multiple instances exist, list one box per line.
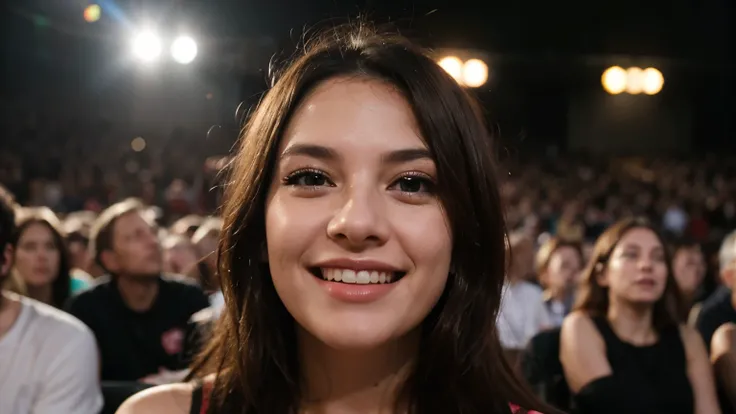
left=115, top=382, right=194, bottom=414
left=712, top=322, right=736, bottom=356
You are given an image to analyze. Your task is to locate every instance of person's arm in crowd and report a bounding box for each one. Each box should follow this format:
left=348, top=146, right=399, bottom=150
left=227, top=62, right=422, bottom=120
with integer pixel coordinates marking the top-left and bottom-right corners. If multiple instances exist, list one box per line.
left=712, top=323, right=736, bottom=412
left=680, top=325, right=722, bottom=414
left=559, top=312, right=611, bottom=393
left=32, top=326, right=103, bottom=414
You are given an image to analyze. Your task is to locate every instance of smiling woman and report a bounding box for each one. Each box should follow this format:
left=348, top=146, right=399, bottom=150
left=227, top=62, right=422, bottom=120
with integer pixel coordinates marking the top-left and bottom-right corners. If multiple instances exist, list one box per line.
left=117, top=22, right=551, bottom=414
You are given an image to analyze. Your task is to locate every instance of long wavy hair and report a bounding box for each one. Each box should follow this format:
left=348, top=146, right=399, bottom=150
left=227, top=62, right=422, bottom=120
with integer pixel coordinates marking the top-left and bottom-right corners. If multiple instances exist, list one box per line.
left=11, top=208, right=73, bottom=308
left=191, top=23, right=552, bottom=414
left=573, top=217, right=683, bottom=332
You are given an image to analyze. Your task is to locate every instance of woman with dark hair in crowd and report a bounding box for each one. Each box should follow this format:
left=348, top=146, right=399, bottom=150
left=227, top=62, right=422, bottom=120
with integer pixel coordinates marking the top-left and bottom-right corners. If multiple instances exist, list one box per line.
left=536, top=237, right=584, bottom=327
left=118, top=23, right=550, bottom=414
left=670, top=239, right=707, bottom=322
left=9, top=207, right=75, bottom=308
left=560, top=217, right=720, bottom=414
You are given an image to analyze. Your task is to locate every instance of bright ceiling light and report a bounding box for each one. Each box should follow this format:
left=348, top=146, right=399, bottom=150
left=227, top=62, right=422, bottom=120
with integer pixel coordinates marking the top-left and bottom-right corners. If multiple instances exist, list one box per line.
left=625, top=67, right=645, bottom=95
left=438, top=56, right=464, bottom=85
left=171, top=36, right=198, bottom=65
left=462, top=59, right=489, bottom=88
left=642, top=67, right=664, bottom=95
left=132, top=31, right=162, bottom=63
left=601, top=66, right=627, bottom=95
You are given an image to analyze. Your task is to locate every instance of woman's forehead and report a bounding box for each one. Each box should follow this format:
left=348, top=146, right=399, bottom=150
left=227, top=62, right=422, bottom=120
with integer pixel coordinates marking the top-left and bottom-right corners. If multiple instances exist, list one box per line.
left=279, top=78, right=427, bottom=155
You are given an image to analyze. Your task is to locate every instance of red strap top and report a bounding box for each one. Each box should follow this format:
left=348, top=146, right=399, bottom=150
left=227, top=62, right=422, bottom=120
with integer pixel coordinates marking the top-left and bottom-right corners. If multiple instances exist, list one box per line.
left=199, top=381, right=212, bottom=414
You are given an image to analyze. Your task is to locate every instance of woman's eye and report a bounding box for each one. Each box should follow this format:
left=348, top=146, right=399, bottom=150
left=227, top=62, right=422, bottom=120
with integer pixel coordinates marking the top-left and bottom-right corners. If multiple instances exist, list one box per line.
left=284, top=170, right=331, bottom=187
left=390, top=175, right=434, bottom=194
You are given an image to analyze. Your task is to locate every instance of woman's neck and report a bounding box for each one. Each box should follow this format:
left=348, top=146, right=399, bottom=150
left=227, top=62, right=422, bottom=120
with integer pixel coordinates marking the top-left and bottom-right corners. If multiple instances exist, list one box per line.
left=606, top=299, right=657, bottom=346
left=298, top=328, right=419, bottom=414
left=25, top=284, right=53, bottom=306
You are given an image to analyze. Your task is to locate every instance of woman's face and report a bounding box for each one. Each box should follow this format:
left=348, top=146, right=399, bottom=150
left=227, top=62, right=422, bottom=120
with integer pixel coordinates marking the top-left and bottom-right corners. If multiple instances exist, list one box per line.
left=544, top=246, right=582, bottom=292
left=14, top=223, right=61, bottom=288
left=673, top=247, right=705, bottom=296
left=163, top=242, right=199, bottom=277
left=265, top=78, right=453, bottom=350
left=599, top=227, right=668, bottom=305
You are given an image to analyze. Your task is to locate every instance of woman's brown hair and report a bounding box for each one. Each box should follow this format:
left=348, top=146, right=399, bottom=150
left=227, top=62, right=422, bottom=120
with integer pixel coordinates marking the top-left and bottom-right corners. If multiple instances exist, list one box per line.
left=191, top=23, right=554, bottom=414
left=573, top=217, right=683, bottom=332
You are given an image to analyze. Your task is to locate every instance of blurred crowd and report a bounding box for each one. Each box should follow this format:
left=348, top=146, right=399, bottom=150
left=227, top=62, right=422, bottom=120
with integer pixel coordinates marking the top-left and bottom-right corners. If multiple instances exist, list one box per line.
left=2, top=110, right=736, bottom=414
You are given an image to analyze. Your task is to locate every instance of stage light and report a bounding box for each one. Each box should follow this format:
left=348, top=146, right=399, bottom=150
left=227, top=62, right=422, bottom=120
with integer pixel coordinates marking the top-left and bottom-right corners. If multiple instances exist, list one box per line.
left=625, top=67, right=645, bottom=94
left=462, top=59, right=489, bottom=88
left=642, top=68, right=664, bottom=95
left=132, top=31, right=162, bottom=63
left=438, top=56, right=464, bottom=84
left=83, top=4, right=101, bottom=23
left=601, top=66, right=627, bottom=95
left=171, top=36, right=198, bottom=65
left=131, top=137, right=146, bottom=152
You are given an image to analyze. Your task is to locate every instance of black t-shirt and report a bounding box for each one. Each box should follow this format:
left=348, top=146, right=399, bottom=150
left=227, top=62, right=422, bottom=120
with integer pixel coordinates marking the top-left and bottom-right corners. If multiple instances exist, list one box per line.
left=65, top=274, right=210, bottom=381
left=696, top=285, right=736, bottom=353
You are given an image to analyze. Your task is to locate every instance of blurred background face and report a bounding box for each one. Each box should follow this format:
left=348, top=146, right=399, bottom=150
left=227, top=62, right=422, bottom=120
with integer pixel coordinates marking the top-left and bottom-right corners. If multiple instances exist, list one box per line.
left=195, top=232, right=218, bottom=270
left=67, top=238, right=89, bottom=271
left=106, top=211, right=162, bottom=278
left=14, top=222, right=60, bottom=288
left=162, top=238, right=199, bottom=277
left=599, top=227, right=668, bottom=305
left=673, top=246, right=705, bottom=297
left=543, top=246, right=583, bottom=293
left=265, top=78, right=452, bottom=350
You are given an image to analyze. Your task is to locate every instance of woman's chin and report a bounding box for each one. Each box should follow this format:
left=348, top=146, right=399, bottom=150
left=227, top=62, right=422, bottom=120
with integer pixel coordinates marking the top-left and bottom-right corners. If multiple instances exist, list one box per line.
left=299, top=324, right=407, bottom=352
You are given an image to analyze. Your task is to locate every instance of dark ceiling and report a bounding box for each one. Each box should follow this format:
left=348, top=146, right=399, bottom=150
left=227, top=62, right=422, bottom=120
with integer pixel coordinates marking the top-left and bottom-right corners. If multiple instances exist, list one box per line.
left=3, top=0, right=734, bottom=62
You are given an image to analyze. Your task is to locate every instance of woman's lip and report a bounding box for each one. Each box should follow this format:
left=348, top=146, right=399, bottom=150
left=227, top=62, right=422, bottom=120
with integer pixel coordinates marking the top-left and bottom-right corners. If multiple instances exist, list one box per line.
left=314, top=276, right=397, bottom=303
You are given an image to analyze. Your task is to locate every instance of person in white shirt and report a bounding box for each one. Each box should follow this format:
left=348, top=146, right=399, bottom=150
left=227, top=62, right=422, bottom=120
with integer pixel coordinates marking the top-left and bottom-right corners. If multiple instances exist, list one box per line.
left=0, top=185, right=102, bottom=414
left=497, top=233, right=551, bottom=351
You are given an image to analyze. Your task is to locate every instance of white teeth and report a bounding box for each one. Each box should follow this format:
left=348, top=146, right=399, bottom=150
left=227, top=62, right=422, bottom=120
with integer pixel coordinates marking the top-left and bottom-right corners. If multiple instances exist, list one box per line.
left=320, top=268, right=395, bottom=284
left=342, top=270, right=356, bottom=283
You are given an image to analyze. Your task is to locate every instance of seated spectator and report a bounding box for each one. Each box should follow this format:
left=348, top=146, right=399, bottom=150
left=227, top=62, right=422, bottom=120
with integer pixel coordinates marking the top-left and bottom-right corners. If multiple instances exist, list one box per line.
left=711, top=322, right=736, bottom=414
left=64, top=211, right=102, bottom=280
left=697, top=230, right=736, bottom=353
left=162, top=234, right=200, bottom=282
left=0, top=186, right=102, bottom=413
left=10, top=207, right=77, bottom=308
left=670, top=239, right=707, bottom=322
left=498, top=233, right=550, bottom=359
left=535, top=237, right=583, bottom=327
left=65, top=198, right=210, bottom=382
left=560, top=218, right=720, bottom=414
left=191, top=216, right=222, bottom=295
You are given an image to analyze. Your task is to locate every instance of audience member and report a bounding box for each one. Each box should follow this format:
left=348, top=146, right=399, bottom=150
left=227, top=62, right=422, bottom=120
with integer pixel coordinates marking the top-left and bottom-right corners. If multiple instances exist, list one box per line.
left=536, top=238, right=584, bottom=327
left=498, top=233, right=551, bottom=354
left=560, top=218, right=719, bottom=414
left=697, top=230, right=736, bottom=353
left=65, top=198, right=210, bottom=382
left=9, top=207, right=75, bottom=308
left=0, top=185, right=102, bottom=413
